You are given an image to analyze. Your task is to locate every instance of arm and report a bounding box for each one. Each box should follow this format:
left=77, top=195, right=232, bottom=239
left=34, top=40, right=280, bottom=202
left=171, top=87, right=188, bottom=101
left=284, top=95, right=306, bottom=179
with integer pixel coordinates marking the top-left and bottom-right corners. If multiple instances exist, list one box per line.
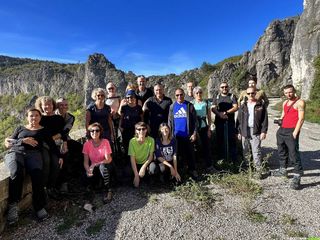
left=130, top=155, right=140, bottom=187
left=227, top=103, right=238, bottom=114
left=206, top=102, right=212, bottom=138
left=189, top=104, right=197, bottom=142
left=172, top=155, right=181, bottom=181
left=293, top=100, right=305, bottom=139
left=108, top=114, right=114, bottom=142
left=260, top=106, right=268, bottom=140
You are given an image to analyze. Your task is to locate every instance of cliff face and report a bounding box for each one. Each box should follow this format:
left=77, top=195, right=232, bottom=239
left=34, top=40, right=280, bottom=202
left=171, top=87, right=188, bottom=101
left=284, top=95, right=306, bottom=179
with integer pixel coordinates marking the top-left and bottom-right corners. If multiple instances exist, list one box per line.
left=207, top=17, right=298, bottom=98
left=291, top=0, right=320, bottom=99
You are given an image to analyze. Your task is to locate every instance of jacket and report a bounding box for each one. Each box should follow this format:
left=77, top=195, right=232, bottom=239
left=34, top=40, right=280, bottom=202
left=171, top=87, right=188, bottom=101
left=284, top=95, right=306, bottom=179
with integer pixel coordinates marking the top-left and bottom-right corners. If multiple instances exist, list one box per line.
left=236, top=100, right=268, bottom=137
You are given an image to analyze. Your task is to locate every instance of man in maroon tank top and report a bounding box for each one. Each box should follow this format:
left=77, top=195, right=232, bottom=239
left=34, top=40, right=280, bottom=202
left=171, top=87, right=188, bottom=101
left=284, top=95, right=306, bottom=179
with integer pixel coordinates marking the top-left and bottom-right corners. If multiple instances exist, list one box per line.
left=274, top=84, right=306, bottom=190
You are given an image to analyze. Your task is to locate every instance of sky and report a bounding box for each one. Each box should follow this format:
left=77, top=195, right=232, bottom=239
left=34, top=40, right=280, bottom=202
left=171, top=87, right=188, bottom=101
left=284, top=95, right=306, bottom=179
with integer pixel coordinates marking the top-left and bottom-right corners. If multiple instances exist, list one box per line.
left=0, top=0, right=303, bottom=76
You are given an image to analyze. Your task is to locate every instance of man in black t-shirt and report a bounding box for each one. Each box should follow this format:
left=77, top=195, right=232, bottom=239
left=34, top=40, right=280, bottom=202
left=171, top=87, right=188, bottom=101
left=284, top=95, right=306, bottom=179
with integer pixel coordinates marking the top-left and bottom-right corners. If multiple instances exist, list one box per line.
left=211, top=82, right=238, bottom=164
left=143, top=83, right=172, bottom=138
left=135, top=75, right=154, bottom=105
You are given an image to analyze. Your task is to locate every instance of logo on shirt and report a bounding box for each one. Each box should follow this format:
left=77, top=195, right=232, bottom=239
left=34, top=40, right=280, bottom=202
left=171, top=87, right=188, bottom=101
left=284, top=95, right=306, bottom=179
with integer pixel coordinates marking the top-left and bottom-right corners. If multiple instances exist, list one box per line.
left=174, top=107, right=187, bottom=118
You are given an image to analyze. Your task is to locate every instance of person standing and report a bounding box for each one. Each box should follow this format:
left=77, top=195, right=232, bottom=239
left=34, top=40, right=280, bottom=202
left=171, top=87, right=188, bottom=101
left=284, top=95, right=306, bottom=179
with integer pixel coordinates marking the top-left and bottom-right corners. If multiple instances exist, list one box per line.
left=135, top=75, right=154, bottom=105
left=236, top=87, right=268, bottom=177
left=211, top=82, right=238, bottom=164
left=168, top=88, right=198, bottom=178
left=274, top=84, right=306, bottom=190
left=184, top=81, right=194, bottom=102
left=238, top=75, right=269, bottom=107
left=143, top=83, right=172, bottom=139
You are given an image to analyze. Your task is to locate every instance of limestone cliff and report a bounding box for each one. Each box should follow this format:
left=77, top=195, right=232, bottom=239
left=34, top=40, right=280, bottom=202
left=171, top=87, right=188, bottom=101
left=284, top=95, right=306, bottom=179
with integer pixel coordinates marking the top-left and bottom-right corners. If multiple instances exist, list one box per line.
left=291, top=0, right=320, bottom=99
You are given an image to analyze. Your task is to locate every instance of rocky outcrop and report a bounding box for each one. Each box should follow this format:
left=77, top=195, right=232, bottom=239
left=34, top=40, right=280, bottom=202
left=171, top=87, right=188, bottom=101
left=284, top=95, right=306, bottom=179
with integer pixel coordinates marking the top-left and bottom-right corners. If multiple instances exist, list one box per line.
left=84, top=53, right=127, bottom=105
left=291, top=0, right=320, bottom=99
left=207, top=17, right=299, bottom=98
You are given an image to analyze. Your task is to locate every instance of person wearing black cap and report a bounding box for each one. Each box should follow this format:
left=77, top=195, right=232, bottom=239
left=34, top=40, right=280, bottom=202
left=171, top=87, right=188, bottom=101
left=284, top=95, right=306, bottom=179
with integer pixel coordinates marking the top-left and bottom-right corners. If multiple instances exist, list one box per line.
left=119, top=90, right=143, bottom=156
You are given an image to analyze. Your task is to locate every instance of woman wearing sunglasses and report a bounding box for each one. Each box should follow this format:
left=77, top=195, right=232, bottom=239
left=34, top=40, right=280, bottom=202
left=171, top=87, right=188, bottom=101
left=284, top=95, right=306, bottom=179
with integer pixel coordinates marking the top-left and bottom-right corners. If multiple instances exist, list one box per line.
left=128, top=122, right=155, bottom=188
left=82, top=123, right=113, bottom=203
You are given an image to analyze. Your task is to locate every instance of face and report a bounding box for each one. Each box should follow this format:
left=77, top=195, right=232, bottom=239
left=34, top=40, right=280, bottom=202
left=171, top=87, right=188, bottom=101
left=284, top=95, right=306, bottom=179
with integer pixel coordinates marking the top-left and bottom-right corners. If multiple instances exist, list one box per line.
left=137, top=77, right=146, bottom=87
left=106, top=83, right=115, bottom=95
left=284, top=87, right=295, bottom=100
left=154, top=85, right=164, bottom=98
left=175, top=89, right=185, bottom=103
left=58, top=100, right=68, bottom=114
left=246, top=88, right=256, bottom=100
left=160, top=126, right=170, bottom=137
left=126, top=95, right=136, bottom=104
left=96, top=92, right=105, bottom=102
left=187, top=82, right=193, bottom=93
left=248, top=80, right=257, bottom=88
left=27, top=110, right=41, bottom=125
left=194, top=89, right=203, bottom=100
left=42, top=100, right=54, bottom=115
left=219, top=84, right=229, bottom=94
left=136, top=126, right=147, bottom=137
left=89, top=127, right=101, bottom=139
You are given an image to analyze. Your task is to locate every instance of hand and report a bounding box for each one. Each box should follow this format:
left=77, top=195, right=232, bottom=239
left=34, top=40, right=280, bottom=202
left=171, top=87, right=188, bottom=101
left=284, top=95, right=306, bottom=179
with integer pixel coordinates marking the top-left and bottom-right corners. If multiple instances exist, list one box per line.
left=260, top=133, right=266, bottom=140
left=220, top=112, right=228, bottom=120
left=175, top=172, right=181, bottom=182
left=190, top=133, right=196, bottom=142
left=133, top=175, right=140, bottom=187
left=139, top=166, right=146, bottom=178
left=237, top=134, right=242, bottom=141
left=292, top=131, right=298, bottom=139
left=58, top=158, right=64, bottom=169
left=61, top=142, right=68, bottom=154
left=87, top=164, right=95, bottom=177
left=5, top=138, right=15, bottom=148
left=23, top=137, right=38, bottom=147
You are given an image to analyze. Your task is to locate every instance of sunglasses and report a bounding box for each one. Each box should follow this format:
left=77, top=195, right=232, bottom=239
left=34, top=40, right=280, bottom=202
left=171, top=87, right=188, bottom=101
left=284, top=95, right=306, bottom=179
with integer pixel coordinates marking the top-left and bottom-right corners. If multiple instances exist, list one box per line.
left=196, top=92, right=202, bottom=94
left=126, top=96, right=134, bottom=99
left=97, top=94, right=105, bottom=97
left=220, top=86, right=228, bottom=89
left=107, top=87, right=114, bottom=90
left=175, top=94, right=184, bottom=97
left=136, top=128, right=146, bottom=131
left=89, top=129, right=100, bottom=133
left=247, top=92, right=256, bottom=95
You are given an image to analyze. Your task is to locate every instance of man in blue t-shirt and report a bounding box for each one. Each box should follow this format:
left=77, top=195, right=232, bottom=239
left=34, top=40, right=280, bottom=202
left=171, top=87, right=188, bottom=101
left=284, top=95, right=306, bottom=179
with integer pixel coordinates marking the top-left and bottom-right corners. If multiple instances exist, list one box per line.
left=168, top=88, right=198, bottom=178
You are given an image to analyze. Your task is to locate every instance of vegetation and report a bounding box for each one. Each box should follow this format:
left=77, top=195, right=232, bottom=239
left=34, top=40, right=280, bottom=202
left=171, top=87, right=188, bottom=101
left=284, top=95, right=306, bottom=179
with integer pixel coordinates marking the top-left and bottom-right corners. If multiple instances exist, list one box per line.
left=86, top=218, right=105, bottom=236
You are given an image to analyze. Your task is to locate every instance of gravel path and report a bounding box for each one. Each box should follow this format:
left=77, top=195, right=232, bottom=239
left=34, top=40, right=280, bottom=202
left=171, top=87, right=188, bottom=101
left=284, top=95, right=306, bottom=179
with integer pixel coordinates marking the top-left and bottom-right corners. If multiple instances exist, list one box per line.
left=2, top=98, right=320, bottom=240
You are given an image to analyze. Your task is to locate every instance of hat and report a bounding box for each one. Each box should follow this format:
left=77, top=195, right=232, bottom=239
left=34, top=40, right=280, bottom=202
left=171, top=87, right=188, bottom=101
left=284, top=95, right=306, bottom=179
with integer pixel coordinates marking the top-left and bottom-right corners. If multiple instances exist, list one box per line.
left=125, top=90, right=136, bottom=97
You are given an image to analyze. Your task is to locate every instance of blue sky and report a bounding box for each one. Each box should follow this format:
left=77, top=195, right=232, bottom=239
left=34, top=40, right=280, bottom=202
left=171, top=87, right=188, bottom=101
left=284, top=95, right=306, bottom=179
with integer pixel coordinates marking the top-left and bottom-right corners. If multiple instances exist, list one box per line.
left=0, top=0, right=303, bottom=76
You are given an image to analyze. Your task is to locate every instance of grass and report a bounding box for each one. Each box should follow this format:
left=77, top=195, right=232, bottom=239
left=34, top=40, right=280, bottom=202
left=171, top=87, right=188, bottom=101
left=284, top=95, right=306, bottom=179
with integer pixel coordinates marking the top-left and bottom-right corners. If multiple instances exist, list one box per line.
left=86, top=218, right=105, bottom=236
left=207, top=172, right=263, bottom=198
left=246, top=209, right=267, bottom=223
left=173, top=179, right=217, bottom=208
left=56, top=205, right=84, bottom=235
left=286, top=229, right=308, bottom=238
left=281, top=214, right=297, bottom=225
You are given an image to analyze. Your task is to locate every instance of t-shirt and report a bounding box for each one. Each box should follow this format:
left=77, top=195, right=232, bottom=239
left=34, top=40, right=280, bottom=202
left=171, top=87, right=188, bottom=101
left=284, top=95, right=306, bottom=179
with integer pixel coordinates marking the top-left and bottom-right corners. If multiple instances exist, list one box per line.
left=86, top=103, right=111, bottom=139
left=155, top=138, right=176, bottom=162
left=82, top=139, right=112, bottom=164
left=128, top=136, right=155, bottom=165
left=192, top=100, right=208, bottom=128
left=247, top=102, right=256, bottom=128
left=144, top=96, right=172, bottom=137
left=40, top=115, right=67, bottom=141
left=136, top=88, right=154, bottom=105
left=120, top=105, right=143, bottom=130
left=173, top=101, right=188, bottom=137
left=212, top=93, right=237, bottom=124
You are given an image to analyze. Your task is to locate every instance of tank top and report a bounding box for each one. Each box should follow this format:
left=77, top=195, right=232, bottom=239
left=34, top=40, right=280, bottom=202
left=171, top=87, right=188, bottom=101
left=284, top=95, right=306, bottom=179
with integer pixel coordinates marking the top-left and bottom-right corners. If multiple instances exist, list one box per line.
left=282, top=100, right=299, bottom=128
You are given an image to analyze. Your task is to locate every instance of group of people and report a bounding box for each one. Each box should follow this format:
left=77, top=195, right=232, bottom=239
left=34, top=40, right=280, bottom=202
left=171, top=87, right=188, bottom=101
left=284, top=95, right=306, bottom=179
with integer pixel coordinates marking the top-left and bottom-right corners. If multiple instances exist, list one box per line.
left=3, top=75, right=306, bottom=225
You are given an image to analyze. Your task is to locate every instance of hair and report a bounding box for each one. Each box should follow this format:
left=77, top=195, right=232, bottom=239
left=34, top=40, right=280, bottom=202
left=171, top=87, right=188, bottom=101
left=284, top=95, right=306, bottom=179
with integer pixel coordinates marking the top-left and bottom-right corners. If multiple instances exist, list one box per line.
left=106, top=81, right=117, bottom=89
left=91, top=88, right=106, bottom=100
left=134, top=122, right=149, bottom=138
left=283, top=84, right=296, bottom=92
left=220, top=81, right=229, bottom=87
left=125, top=82, right=137, bottom=92
left=158, top=123, right=172, bottom=141
left=193, top=86, right=203, bottom=95
left=154, top=82, right=164, bottom=89
left=25, top=107, right=42, bottom=117
left=56, top=97, right=67, bottom=108
left=248, top=74, right=257, bottom=83
left=87, top=122, right=104, bottom=139
left=137, top=75, right=146, bottom=80
left=35, top=96, right=57, bottom=113
left=175, top=87, right=185, bottom=93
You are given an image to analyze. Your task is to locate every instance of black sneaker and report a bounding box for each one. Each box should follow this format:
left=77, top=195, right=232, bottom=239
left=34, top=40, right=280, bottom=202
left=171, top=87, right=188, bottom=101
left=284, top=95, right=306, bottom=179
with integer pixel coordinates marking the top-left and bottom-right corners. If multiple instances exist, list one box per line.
left=290, top=175, right=301, bottom=190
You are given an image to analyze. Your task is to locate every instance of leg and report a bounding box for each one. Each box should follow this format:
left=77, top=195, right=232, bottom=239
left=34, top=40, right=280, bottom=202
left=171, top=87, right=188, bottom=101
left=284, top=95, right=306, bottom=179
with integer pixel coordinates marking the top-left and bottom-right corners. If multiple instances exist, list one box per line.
left=250, top=133, right=262, bottom=169
left=276, top=128, right=289, bottom=169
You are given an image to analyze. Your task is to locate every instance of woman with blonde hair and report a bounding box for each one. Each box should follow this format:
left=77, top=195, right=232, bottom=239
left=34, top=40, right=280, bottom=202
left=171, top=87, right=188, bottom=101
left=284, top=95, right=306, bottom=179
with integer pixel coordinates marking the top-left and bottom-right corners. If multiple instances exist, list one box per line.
left=86, top=88, right=113, bottom=142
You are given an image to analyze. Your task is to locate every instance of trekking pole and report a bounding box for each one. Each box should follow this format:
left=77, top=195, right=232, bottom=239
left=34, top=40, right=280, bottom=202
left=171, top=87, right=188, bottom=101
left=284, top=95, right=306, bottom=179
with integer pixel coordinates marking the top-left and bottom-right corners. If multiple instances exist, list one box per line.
left=224, top=120, right=229, bottom=163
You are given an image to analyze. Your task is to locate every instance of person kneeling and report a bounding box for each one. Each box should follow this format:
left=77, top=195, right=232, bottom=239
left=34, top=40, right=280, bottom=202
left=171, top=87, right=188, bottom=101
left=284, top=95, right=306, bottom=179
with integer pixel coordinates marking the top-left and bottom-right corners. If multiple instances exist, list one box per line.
left=128, top=122, right=155, bottom=188
left=83, top=123, right=113, bottom=204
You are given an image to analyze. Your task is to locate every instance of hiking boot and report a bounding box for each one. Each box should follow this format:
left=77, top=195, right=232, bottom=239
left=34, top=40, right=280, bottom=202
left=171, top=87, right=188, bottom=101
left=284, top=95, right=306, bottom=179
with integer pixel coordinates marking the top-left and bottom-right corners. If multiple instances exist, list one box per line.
left=36, top=208, right=48, bottom=221
left=290, top=175, right=301, bottom=190
left=7, top=203, right=18, bottom=225
left=103, top=191, right=113, bottom=204
left=271, top=168, right=288, bottom=177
